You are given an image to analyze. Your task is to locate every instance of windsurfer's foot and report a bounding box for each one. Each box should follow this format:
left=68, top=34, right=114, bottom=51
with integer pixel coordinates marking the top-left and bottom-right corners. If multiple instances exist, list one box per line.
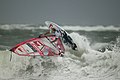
left=72, top=47, right=76, bottom=50
left=72, top=43, right=77, bottom=50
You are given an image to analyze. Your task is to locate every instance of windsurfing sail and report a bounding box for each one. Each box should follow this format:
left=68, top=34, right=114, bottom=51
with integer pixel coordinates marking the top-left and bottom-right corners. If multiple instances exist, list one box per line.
left=10, top=35, right=65, bottom=56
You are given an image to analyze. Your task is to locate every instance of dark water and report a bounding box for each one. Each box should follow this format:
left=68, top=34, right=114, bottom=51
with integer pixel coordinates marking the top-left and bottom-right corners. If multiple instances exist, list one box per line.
left=0, top=28, right=120, bottom=50
left=78, top=31, right=120, bottom=43
left=0, top=29, right=44, bottom=49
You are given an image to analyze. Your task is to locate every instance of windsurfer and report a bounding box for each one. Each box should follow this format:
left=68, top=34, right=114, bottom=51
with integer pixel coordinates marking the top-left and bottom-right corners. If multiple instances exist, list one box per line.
left=39, top=24, right=77, bottom=50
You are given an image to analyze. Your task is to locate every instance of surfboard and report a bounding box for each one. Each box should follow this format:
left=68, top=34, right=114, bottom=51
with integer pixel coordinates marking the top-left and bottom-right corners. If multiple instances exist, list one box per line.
left=45, top=21, right=77, bottom=50
left=45, top=21, right=67, bottom=34
left=10, top=35, right=65, bottom=56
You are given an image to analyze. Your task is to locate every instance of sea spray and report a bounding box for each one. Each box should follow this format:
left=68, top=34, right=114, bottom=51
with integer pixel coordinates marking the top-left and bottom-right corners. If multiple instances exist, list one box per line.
left=0, top=27, right=120, bottom=80
left=69, top=32, right=90, bottom=56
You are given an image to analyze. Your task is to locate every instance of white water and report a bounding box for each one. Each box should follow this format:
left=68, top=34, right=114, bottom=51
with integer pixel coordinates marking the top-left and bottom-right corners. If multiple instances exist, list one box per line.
left=0, top=33, right=120, bottom=80
left=0, top=24, right=120, bottom=31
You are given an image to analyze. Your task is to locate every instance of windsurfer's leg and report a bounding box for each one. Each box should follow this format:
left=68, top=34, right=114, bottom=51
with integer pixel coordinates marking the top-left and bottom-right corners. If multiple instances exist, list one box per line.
left=67, top=36, right=77, bottom=50
left=63, top=35, right=77, bottom=50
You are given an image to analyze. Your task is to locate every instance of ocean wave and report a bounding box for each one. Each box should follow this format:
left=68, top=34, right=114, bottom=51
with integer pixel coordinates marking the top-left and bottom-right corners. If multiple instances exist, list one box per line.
left=0, top=24, right=44, bottom=30
left=0, top=33, right=120, bottom=80
left=62, top=25, right=120, bottom=31
left=0, top=24, right=120, bottom=31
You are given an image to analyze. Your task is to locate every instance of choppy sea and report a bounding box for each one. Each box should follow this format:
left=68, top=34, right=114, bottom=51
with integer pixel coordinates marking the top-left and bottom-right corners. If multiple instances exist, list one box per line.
left=0, top=24, right=120, bottom=80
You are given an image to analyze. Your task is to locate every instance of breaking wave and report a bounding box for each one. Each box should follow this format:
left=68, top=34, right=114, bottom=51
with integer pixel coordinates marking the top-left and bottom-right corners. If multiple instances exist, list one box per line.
left=0, top=24, right=120, bottom=31
left=0, top=33, right=120, bottom=80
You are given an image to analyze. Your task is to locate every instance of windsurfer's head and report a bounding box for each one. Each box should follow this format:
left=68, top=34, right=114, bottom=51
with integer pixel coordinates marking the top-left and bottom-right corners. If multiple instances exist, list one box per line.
left=50, top=27, right=56, bottom=33
left=51, top=27, right=56, bottom=31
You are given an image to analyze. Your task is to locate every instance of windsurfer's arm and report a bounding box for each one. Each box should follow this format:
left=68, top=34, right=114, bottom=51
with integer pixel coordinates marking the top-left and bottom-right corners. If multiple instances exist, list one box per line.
left=39, top=30, right=50, bottom=38
left=44, top=30, right=50, bottom=35
left=51, top=37, right=58, bottom=43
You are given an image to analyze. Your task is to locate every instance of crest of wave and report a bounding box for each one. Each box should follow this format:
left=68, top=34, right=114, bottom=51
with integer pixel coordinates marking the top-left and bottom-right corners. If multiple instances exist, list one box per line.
left=78, top=36, right=120, bottom=80
left=69, top=32, right=90, bottom=56
left=67, top=32, right=120, bottom=80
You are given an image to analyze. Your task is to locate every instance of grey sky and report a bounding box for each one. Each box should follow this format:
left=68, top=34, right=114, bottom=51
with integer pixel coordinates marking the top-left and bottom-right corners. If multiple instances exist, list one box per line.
left=0, top=0, right=120, bottom=25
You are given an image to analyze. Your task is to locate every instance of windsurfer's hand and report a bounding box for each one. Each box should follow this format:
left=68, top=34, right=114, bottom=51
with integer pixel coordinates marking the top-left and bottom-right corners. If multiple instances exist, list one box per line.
left=38, top=34, right=44, bottom=38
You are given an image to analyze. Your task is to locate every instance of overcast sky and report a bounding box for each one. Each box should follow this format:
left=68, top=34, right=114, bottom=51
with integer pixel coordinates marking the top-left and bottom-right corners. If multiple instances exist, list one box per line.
left=0, top=0, right=120, bottom=26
